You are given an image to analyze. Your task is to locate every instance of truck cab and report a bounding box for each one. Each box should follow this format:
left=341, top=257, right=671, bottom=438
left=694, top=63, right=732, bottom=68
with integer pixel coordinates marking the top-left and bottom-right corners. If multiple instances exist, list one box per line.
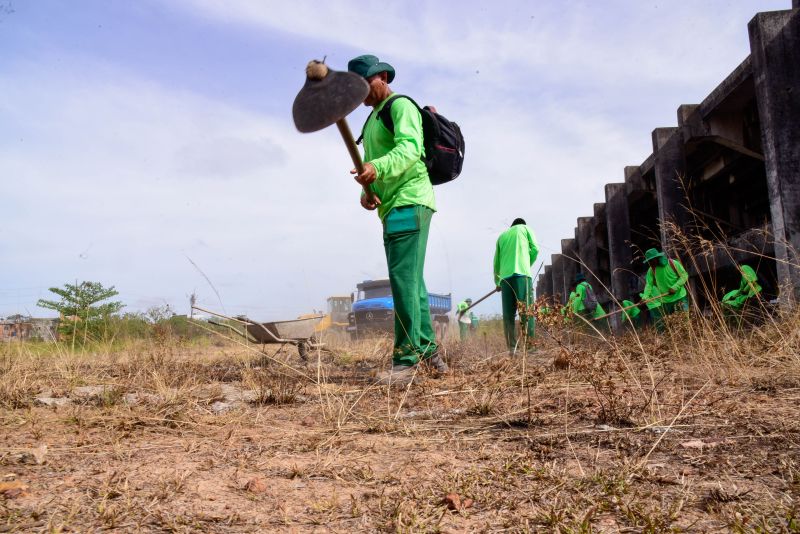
left=347, top=279, right=452, bottom=340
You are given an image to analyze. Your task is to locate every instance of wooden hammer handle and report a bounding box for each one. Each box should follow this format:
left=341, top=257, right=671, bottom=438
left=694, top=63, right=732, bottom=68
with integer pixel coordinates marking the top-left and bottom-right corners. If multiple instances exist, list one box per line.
left=336, top=119, right=376, bottom=202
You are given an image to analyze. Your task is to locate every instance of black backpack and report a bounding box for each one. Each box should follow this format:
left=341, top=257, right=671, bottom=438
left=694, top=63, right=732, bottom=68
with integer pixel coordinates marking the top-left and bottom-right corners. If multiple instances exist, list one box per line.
left=357, top=95, right=465, bottom=185
left=579, top=281, right=598, bottom=311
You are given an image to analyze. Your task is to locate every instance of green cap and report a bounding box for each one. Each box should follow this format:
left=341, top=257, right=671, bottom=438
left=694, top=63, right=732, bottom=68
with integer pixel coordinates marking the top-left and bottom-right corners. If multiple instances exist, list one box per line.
left=643, top=248, right=665, bottom=262
left=347, top=55, right=395, bottom=83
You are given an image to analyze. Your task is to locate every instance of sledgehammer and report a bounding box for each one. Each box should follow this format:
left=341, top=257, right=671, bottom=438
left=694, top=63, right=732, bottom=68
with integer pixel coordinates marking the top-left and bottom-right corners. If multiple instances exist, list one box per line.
left=292, top=60, right=379, bottom=205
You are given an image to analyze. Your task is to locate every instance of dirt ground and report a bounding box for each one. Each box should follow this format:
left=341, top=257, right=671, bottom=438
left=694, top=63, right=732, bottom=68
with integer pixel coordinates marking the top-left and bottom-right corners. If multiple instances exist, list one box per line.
left=1, top=326, right=799, bottom=532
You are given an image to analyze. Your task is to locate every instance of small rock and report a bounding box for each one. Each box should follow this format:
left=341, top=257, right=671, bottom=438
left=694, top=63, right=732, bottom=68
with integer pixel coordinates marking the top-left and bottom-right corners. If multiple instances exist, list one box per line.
left=442, top=493, right=461, bottom=511
left=72, top=385, right=108, bottom=398
left=680, top=439, right=724, bottom=449
left=31, top=445, right=47, bottom=465
left=210, top=401, right=241, bottom=414
left=122, top=392, right=161, bottom=406
left=595, top=424, right=616, bottom=432
left=244, top=477, right=268, bottom=493
left=35, top=397, right=71, bottom=407
left=219, top=384, right=257, bottom=403
left=462, top=498, right=474, bottom=509
left=19, top=445, right=48, bottom=465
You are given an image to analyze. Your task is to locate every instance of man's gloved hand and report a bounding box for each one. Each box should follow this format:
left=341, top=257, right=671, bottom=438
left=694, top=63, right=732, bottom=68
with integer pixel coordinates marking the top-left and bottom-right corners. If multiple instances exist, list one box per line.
left=668, top=287, right=677, bottom=295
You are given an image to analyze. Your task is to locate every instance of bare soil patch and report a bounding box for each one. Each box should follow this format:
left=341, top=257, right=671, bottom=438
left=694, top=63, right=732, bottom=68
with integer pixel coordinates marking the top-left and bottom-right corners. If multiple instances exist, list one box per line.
left=1, top=327, right=798, bottom=532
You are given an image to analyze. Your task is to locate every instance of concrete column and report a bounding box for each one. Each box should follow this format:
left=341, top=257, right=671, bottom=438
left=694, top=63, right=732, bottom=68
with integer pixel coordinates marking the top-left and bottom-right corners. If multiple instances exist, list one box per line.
left=543, top=265, right=553, bottom=299
left=593, top=203, right=611, bottom=294
left=551, top=255, right=565, bottom=306
left=749, top=9, right=800, bottom=306
left=605, top=183, right=636, bottom=303
left=576, top=217, right=600, bottom=291
left=652, top=127, right=689, bottom=252
left=561, top=238, right=579, bottom=300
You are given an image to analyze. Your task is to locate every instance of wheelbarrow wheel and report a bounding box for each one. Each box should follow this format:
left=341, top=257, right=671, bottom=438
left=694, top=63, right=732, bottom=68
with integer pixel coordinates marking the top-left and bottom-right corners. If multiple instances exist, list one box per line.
left=298, top=337, right=319, bottom=362
left=297, top=341, right=309, bottom=362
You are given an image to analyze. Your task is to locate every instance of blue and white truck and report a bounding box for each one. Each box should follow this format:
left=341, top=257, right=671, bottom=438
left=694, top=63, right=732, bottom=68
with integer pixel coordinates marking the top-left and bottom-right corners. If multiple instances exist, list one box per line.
left=347, top=279, right=452, bottom=340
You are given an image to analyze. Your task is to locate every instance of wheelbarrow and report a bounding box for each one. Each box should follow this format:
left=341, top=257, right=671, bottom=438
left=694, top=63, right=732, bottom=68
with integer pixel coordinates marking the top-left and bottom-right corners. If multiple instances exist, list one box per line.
left=192, top=305, right=325, bottom=361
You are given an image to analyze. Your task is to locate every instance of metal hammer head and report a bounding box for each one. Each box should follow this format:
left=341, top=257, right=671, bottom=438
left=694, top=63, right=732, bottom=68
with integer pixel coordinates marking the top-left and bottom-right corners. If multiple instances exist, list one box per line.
left=292, top=60, right=370, bottom=133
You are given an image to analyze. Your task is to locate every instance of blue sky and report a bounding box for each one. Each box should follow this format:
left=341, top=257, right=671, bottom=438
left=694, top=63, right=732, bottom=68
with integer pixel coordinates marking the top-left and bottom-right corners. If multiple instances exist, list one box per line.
left=0, top=0, right=790, bottom=319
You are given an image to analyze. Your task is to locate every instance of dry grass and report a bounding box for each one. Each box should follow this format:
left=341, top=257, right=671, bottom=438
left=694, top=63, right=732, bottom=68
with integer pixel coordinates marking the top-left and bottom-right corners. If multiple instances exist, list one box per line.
left=0, top=306, right=798, bottom=533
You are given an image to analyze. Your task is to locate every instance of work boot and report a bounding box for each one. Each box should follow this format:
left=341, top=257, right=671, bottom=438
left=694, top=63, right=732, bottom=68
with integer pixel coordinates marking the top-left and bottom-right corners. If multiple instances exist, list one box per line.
left=377, top=364, right=418, bottom=386
left=426, top=352, right=449, bottom=375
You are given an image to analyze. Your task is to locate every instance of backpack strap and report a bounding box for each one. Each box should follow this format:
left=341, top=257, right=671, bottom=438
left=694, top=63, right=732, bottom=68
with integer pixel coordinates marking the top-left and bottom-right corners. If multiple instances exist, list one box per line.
left=356, top=94, right=410, bottom=145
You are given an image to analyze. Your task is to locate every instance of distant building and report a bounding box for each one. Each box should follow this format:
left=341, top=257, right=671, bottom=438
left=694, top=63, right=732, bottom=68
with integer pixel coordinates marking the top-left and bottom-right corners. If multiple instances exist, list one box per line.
left=0, top=315, right=59, bottom=342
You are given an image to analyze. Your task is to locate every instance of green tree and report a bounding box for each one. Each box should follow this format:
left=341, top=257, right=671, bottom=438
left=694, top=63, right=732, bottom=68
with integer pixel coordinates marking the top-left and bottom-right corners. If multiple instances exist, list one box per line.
left=37, top=281, right=124, bottom=344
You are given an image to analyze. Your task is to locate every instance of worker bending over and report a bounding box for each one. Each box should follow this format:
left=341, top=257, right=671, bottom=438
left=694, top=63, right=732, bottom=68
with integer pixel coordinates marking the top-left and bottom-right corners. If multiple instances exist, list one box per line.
left=493, top=218, right=539, bottom=353
left=641, top=248, right=689, bottom=331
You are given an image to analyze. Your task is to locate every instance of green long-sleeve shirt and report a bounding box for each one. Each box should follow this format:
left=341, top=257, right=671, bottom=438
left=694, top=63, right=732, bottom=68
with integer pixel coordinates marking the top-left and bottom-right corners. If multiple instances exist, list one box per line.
left=493, top=225, right=539, bottom=285
left=621, top=299, right=641, bottom=320
left=642, top=257, right=689, bottom=305
left=722, top=265, right=762, bottom=308
left=361, top=95, right=436, bottom=220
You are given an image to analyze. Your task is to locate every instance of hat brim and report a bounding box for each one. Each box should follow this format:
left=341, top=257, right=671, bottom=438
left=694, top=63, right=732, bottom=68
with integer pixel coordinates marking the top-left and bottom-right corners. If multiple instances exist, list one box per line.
left=365, top=62, right=395, bottom=83
left=643, top=252, right=665, bottom=263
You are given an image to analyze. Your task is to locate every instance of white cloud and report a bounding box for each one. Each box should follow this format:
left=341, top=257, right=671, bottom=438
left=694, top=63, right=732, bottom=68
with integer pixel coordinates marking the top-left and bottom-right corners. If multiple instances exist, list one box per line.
left=170, top=0, right=781, bottom=91
left=0, top=55, right=391, bottom=317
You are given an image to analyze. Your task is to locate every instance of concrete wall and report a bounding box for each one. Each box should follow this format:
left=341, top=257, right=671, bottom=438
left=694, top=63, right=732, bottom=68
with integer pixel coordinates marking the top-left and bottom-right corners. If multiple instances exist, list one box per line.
left=537, top=4, right=799, bottom=317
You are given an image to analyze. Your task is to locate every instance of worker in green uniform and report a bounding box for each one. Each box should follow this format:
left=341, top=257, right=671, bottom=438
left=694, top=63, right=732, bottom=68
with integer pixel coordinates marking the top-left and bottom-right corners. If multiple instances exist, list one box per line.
left=493, top=218, right=539, bottom=353
left=456, top=298, right=472, bottom=341
left=570, top=273, right=606, bottom=330
left=348, top=55, right=447, bottom=384
left=641, top=248, right=689, bottom=332
left=722, top=264, right=762, bottom=325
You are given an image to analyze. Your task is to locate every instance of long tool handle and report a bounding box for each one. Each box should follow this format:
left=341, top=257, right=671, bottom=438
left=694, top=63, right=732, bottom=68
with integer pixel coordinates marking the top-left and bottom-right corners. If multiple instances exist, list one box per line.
left=591, top=293, right=669, bottom=321
left=336, top=118, right=377, bottom=202
left=457, top=287, right=501, bottom=317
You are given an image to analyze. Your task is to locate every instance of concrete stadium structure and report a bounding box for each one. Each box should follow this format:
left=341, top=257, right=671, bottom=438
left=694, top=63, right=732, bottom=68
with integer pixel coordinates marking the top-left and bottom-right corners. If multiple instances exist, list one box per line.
left=536, top=4, right=799, bottom=320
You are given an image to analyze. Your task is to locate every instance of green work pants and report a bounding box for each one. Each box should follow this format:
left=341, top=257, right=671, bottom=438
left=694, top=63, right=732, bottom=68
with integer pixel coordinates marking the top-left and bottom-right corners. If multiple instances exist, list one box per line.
left=500, top=275, right=535, bottom=352
left=459, top=321, right=469, bottom=341
left=383, top=205, right=437, bottom=366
